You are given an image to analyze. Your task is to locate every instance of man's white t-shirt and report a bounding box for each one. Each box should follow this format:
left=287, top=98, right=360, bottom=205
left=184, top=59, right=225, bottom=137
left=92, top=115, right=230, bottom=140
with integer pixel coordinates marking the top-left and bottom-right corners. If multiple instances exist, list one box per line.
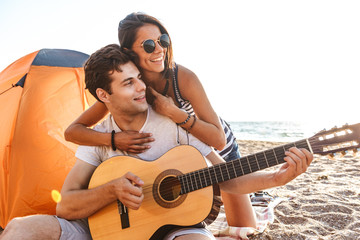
left=75, top=106, right=212, bottom=166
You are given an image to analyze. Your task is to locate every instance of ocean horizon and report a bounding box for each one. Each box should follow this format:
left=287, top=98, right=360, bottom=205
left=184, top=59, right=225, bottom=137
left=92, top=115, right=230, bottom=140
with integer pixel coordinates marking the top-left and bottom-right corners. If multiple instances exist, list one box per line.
left=228, top=121, right=355, bottom=143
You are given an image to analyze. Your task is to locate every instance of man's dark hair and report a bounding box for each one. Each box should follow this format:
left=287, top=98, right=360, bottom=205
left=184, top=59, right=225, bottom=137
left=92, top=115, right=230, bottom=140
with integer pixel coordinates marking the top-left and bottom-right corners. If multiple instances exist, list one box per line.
left=84, top=44, right=132, bottom=102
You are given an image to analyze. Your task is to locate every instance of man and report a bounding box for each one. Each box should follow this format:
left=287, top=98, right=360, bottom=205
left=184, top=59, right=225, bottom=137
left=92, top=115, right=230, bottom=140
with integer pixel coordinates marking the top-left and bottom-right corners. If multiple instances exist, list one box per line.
left=0, top=44, right=313, bottom=240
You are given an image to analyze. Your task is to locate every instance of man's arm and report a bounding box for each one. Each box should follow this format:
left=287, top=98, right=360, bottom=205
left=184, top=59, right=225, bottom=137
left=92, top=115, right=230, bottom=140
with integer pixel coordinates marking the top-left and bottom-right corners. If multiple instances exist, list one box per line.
left=56, top=159, right=144, bottom=220
left=205, top=147, right=313, bottom=194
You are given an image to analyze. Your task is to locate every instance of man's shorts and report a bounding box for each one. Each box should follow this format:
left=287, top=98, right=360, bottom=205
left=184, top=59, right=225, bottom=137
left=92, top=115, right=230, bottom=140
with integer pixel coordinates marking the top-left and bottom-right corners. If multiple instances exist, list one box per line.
left=163, top=227, right=216, bottom=239
left=55, top=216, right=215, bottom=240
left=55, top=216, right=91, bottom=240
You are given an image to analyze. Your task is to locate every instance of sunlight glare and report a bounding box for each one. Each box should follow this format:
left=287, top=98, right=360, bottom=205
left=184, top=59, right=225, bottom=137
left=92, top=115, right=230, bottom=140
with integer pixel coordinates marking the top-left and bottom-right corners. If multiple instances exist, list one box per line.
left=51, top=189, right=62, bottom=203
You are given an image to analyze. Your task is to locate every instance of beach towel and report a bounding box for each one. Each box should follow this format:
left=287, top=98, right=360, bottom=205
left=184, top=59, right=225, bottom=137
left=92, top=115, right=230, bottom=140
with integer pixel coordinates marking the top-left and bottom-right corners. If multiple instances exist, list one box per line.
left=207, top=191, right=284, bottom=240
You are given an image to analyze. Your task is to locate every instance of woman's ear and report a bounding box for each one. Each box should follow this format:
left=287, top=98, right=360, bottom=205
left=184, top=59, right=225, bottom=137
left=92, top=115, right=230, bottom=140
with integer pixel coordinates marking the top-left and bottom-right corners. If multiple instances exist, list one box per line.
left=96, top=88, right=110, bottom=103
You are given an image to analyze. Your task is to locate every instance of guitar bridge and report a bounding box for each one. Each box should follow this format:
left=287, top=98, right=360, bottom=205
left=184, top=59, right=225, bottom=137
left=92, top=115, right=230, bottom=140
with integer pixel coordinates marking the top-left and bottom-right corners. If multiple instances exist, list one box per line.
left=117, top=200, right=130, bottom=229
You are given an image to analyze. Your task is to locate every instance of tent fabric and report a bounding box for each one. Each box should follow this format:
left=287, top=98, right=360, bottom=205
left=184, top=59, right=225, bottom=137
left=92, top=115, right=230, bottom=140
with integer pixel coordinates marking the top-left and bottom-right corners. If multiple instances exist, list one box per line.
left=32, top=49, right=89, bottom=67
left=0, top=49, right=94, bottom=228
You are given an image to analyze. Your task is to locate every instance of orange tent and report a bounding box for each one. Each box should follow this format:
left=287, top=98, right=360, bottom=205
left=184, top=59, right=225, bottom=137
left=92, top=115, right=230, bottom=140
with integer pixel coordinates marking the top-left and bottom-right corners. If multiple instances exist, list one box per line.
left=0, top=49, right=94, bottom=228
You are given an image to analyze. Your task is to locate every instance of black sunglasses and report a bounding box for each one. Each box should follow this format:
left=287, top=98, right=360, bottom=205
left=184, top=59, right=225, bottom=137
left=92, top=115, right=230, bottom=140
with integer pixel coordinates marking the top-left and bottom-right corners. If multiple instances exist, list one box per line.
left=141, top=33, right=170, bottom=53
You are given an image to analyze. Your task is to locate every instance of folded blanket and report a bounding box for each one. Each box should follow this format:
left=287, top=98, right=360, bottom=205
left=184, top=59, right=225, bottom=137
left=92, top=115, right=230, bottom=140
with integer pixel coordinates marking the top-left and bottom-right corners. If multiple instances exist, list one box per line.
left=207, top=191, right=285, bottom=240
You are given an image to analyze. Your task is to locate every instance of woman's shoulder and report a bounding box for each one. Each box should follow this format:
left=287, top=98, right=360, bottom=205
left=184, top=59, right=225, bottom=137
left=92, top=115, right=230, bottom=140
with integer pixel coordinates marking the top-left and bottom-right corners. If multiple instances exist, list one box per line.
left=176, top=64, right=198, bottom=80
left=175, top=63, right=202, bottom=90
left=173, top=64, right=205, bottom=101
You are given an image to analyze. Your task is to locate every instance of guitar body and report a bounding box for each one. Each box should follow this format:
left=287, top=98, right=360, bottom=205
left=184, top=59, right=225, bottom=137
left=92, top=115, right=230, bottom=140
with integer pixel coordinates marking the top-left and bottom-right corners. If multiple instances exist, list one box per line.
left=87, top=122, right=360, bottom=239
left=88, top=145, right=214, bottom=240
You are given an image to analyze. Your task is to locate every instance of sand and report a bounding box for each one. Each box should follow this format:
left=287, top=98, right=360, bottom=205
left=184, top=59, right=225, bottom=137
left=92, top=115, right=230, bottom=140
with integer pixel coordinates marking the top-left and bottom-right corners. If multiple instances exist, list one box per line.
left=1, top=140, right=359, bottom=239
left=237, top=140, right=360, bottom=240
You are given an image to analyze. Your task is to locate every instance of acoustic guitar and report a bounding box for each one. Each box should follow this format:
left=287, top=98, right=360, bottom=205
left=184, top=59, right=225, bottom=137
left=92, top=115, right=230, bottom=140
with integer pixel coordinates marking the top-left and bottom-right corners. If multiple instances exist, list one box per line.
left=88, top=123, right=360, bottom=239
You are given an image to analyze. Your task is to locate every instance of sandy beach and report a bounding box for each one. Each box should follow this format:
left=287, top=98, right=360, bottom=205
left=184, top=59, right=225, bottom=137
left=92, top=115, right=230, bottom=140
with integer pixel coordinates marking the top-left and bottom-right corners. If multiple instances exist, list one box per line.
left=1, top=140, right=359, bottom=239
left=236, top=140, right=360, bottom=240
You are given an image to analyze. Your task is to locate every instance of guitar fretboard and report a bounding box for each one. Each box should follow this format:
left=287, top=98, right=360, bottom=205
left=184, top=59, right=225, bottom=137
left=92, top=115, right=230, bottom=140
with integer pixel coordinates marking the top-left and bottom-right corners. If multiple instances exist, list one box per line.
left=179, top=139, right=311, bottom=195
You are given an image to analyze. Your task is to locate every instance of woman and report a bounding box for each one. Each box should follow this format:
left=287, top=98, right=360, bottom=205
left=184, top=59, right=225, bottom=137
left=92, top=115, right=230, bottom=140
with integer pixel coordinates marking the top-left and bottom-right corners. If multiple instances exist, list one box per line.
left=65, top=12, right=256, bottom=228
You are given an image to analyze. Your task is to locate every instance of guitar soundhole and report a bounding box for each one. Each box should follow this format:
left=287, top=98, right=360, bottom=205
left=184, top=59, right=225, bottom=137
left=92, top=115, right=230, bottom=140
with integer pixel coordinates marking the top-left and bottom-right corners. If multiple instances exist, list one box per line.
left=153, top=169, right=186, bottom=208
left=159, top=176, right=181, bottom=201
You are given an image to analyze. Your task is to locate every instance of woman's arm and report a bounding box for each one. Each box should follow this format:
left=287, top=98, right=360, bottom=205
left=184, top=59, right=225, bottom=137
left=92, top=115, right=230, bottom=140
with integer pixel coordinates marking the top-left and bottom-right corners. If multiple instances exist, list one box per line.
left=64, top=101, right=154, bottom=153
left=151, top=65, right=226, bottom=150
left=64, top=101, right=111, bottom=146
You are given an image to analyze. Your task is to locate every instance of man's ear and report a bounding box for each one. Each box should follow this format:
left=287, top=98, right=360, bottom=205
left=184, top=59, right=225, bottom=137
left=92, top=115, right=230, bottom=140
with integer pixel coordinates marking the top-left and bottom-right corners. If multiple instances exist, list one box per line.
left=96, top=88, right=110, bottom=103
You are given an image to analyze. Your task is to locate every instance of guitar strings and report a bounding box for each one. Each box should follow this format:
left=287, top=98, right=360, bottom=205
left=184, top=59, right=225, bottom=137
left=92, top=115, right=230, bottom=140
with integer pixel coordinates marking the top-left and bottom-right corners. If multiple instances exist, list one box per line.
left=176, top=138, right=355, bottom=195
left=129, top=138, right=354, bottom=198
left=137, top=142, right=303, bottom=197
left=146, top=141, right=309, bottom=196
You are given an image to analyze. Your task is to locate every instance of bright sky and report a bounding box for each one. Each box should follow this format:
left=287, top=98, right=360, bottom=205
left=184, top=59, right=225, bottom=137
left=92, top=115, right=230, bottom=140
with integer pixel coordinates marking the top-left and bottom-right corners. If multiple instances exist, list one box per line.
left=1, top=0, right=359, bottom=127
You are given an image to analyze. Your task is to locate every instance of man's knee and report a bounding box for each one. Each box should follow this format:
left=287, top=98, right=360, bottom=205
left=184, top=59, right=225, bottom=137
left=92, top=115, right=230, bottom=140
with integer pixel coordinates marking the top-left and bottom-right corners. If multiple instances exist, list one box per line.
left=2, top=215, right=60, bottom=240
left=3, top=217, right=24, bottom=233
left=1, top=217, right=28, bottom=239
left=7, top=215, right=43, bottom=229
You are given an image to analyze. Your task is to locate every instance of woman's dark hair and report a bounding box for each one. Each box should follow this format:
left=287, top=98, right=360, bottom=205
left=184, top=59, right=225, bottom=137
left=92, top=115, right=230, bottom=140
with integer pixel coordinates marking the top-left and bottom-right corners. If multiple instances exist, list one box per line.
left=118, top=12, right=174, bottom=78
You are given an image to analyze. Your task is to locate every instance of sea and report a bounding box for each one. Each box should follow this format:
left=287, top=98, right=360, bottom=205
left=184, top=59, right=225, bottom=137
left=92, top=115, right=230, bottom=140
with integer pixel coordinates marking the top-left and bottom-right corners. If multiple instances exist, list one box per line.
left=227, top=121, right=350, bottom=143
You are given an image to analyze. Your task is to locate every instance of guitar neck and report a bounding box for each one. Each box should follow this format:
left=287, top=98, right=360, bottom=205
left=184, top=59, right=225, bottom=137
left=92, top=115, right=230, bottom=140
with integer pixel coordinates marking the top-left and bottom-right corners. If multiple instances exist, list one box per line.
left=179, top=139, right=312, bottom=195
